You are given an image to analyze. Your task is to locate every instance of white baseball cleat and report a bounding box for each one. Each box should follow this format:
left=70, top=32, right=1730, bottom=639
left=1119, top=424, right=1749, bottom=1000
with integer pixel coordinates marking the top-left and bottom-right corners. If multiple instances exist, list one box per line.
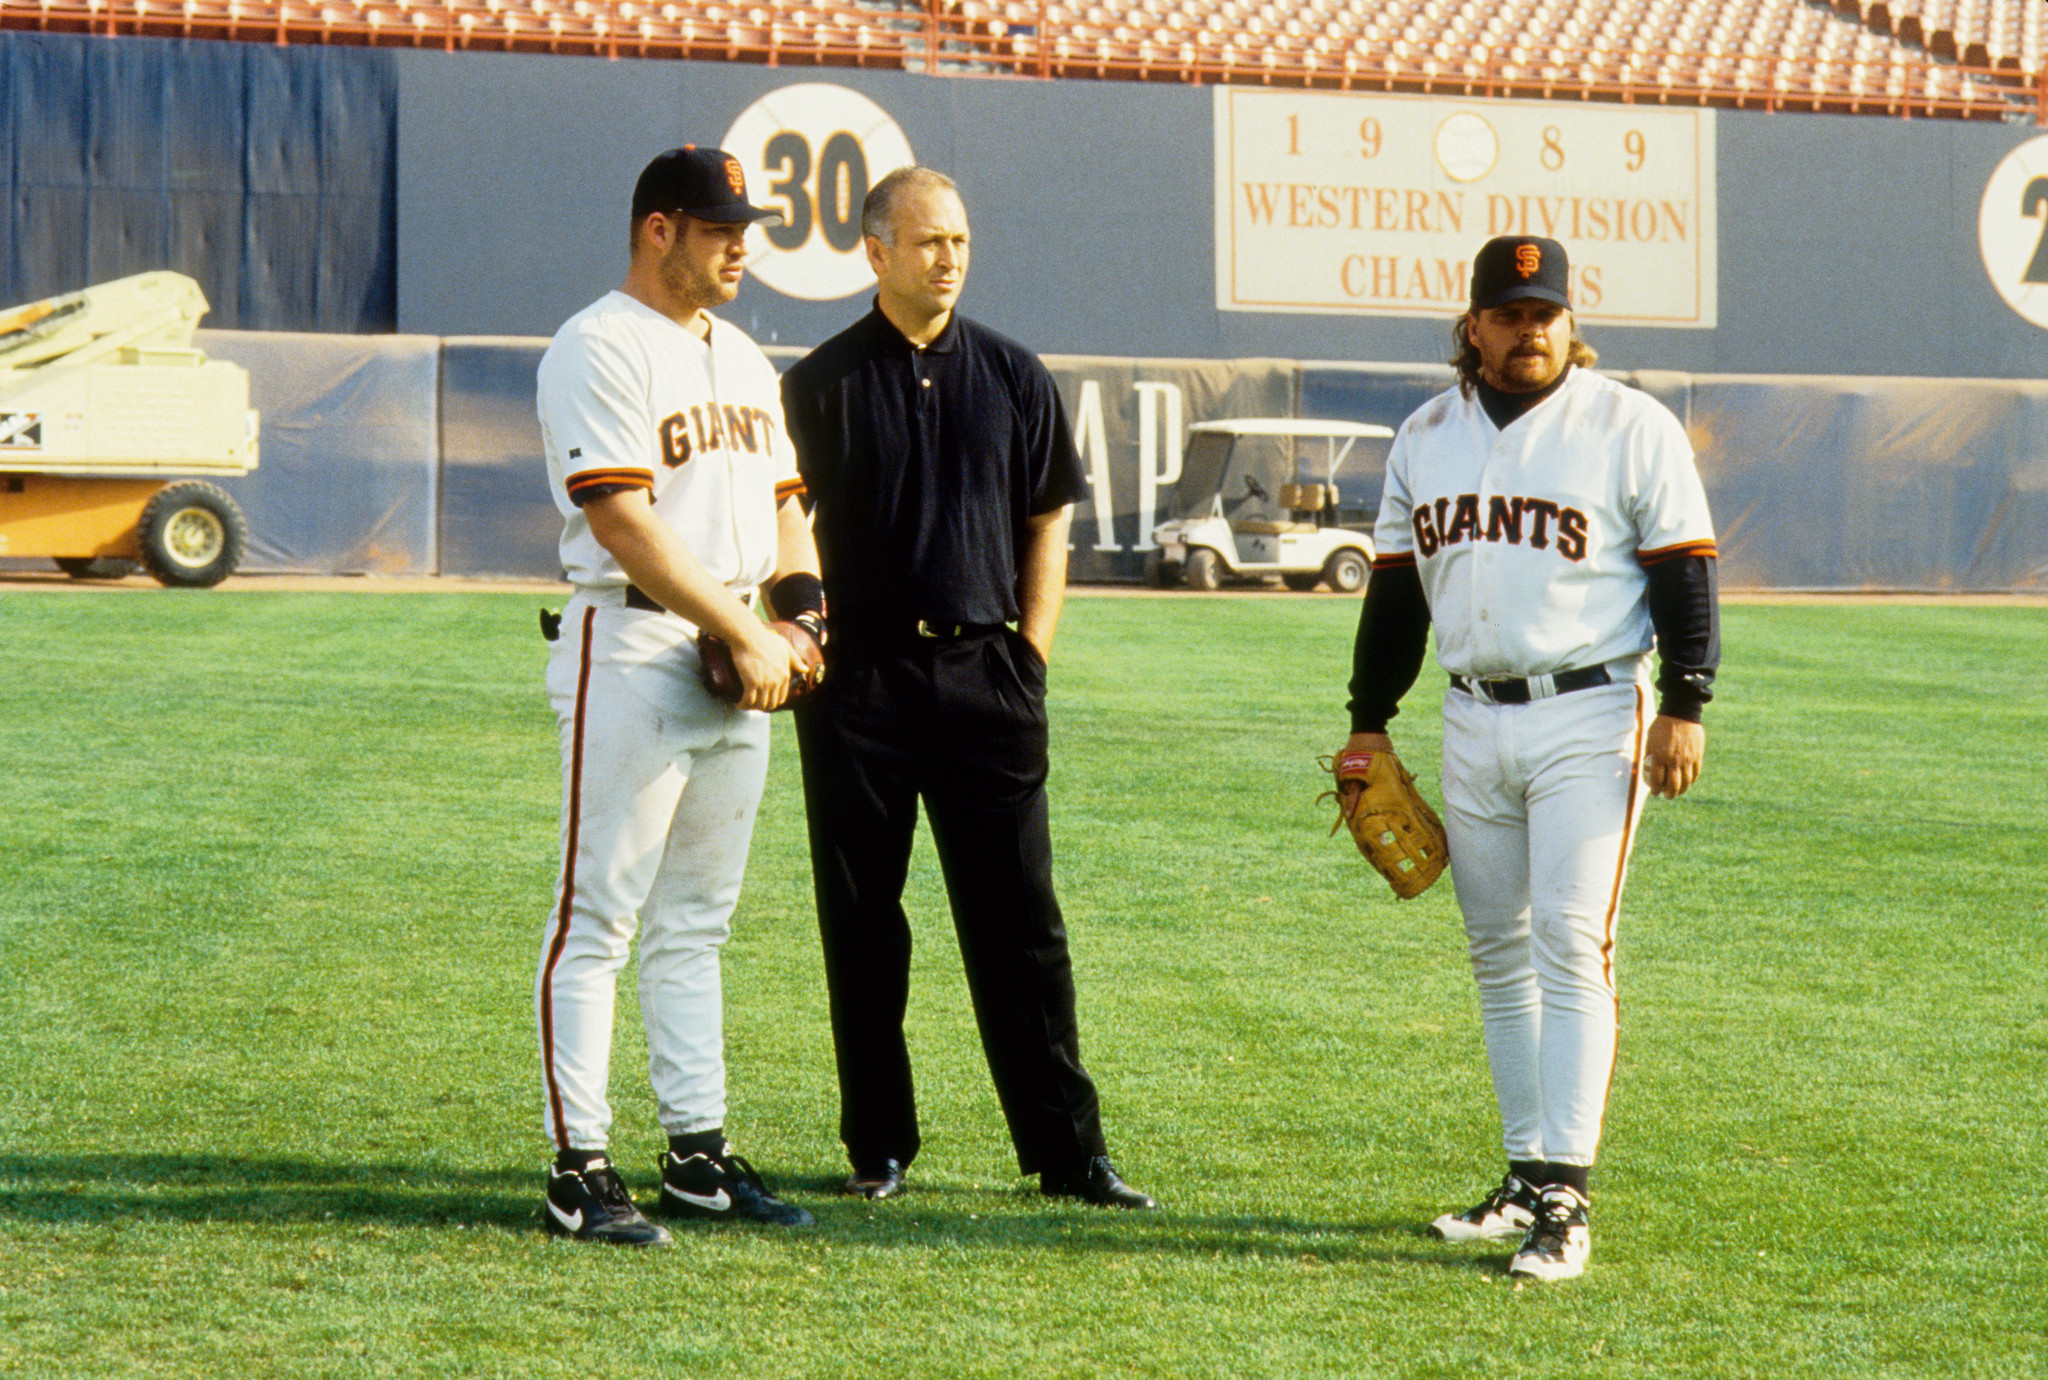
left=1508, top=1184, right=1592, bottom=1281
left=1429, top=1172, right=1541, bottom=1242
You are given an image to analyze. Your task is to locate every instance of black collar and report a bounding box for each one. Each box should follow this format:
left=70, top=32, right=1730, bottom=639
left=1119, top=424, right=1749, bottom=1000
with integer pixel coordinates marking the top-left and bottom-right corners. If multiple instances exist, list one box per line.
left=1476, top=364, right=1571, bottom=430
left=865, top=300, right=961, bottom=355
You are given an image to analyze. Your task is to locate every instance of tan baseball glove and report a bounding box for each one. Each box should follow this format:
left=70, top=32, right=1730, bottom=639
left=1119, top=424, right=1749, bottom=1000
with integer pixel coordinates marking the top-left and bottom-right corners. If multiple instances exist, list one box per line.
left=1320, top=747, right=1448, bottom=899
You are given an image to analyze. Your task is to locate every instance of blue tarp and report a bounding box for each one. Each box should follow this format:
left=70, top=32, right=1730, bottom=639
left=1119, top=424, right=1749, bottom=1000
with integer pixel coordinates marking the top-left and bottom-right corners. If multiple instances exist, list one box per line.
left=438, top=337, right=560, bottom=581
left=197, top=329, right=439, bottom=574
left=1, top=32, right=396, bottom=331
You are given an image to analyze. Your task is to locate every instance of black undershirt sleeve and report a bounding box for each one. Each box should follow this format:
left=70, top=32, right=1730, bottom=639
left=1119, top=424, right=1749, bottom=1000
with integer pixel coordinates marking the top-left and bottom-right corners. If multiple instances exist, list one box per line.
left=1643, top=552, right=1721, bottom=723
left=570, top=482, right=640, bottom=507
left=1346, top=562, right=1432, bottom=734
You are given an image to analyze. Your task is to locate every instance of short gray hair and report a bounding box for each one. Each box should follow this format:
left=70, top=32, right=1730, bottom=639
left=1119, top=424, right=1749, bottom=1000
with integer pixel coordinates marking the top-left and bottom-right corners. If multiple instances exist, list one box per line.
left=861, top=166, right=960, bottom=244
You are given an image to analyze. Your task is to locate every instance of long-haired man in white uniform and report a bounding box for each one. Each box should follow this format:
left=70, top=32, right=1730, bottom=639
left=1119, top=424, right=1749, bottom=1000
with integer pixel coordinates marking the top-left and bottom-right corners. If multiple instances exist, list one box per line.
left=1336, top=236, right=1720, bottom=1281
left=532, top=147, right=825, bottom=1245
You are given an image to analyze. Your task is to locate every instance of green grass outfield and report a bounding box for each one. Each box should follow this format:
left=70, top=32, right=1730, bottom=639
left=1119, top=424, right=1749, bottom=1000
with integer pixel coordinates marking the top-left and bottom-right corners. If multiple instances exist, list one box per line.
left=1, top=589, right=2042, bottom=1379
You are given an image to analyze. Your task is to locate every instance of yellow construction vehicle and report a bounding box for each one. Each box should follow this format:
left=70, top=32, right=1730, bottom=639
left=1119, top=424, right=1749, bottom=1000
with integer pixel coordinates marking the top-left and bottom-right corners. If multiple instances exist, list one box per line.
left=0, top=272, right=259, bottom=587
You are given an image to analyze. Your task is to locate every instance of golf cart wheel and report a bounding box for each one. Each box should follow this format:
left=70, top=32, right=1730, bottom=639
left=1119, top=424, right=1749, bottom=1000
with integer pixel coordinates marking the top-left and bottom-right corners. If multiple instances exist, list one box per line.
left=1184, top=548, right=1224, bottom=591
left=138, top=481, right=247, bottom=588
left=1281, top=572, right=1322, bottom=592
left=1321, top=547, right=1369, bottom=594
left=55, top=557, right=141, bottom=580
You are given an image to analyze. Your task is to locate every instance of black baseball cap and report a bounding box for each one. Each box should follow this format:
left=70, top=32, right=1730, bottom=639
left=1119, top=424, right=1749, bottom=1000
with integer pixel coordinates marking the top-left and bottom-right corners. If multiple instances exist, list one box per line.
left=631, top=146, right=782, bottom=225
left=1470, top=235, right=1571, bottom=311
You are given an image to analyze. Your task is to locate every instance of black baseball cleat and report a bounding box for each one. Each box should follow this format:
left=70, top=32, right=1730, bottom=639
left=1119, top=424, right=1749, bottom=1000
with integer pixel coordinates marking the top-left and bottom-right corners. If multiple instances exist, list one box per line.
left=1041, top=1156, right=1158, bottom=1210
left=1429, top=1172, right=1541, bottom=1242
left=657, top=1144, right=815, bottom=1226
left=543, top=1157, right=674, bottom=1247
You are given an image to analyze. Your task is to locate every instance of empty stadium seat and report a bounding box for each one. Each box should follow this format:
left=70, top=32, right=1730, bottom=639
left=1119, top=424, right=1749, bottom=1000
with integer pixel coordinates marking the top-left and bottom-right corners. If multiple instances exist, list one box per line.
left=1, top=0, right=2034, bottom=114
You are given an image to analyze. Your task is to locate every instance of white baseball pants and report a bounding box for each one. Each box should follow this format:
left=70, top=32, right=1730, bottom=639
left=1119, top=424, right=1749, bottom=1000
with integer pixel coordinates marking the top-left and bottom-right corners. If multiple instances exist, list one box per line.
left=1440, top=675, right=1650, bottom=1168
left=535, top=597, right=770, bottom=1151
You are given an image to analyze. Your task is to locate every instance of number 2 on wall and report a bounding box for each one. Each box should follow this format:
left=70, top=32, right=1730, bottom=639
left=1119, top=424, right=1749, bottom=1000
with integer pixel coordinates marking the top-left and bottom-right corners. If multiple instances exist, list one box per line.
left=2021, top=177, right=2048, bottom=284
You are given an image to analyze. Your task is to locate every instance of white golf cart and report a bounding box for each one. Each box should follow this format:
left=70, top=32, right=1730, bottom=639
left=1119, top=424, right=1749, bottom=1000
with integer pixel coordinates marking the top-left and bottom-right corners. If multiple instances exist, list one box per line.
left=1151, top=418, right=1392, bottom=592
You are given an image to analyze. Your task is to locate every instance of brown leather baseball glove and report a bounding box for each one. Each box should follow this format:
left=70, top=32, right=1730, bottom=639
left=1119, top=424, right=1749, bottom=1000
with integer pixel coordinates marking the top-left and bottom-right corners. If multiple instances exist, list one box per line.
left=1320, top=747, right=1448, bottom=899
left=697, top=619, right=824, bottom=710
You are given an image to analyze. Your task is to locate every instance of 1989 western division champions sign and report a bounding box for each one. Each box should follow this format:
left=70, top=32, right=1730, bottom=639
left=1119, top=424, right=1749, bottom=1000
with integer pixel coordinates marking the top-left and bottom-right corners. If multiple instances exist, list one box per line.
left=1214, top=89, right=1717, bottom=327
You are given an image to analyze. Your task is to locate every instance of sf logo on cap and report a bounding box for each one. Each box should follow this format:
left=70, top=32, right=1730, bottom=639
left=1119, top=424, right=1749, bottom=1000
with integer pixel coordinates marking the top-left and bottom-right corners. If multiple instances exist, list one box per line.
left=1515, top=243, right=1543, bottom=278
left=724, top=157, right=746, bottom=196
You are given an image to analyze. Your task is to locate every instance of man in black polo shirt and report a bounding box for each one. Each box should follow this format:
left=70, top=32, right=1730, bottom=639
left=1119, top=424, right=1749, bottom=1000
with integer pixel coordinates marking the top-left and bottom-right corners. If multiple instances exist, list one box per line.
left=780, top=166, right=1155, bottom=1211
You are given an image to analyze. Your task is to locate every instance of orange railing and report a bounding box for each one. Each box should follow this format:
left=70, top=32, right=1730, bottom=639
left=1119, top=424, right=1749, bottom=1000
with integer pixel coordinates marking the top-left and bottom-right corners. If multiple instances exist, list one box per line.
left=3, top=0, right=2040, bottom=121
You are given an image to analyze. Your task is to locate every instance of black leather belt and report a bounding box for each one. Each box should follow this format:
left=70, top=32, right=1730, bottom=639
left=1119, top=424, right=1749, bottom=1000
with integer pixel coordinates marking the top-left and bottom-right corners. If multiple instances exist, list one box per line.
left=830, top=614, right=1008, bottom=645
left=1451, top=665, right=1612, bottom=704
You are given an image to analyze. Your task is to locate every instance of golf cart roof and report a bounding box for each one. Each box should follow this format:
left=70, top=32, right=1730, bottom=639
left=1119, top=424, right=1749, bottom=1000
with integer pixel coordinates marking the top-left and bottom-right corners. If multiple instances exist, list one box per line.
left=1188, top=418, right=1395, bottom=440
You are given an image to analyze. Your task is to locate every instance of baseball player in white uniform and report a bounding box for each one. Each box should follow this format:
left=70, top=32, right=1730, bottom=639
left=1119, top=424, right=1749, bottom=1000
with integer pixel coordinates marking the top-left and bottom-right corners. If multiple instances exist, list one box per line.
left=532, top=146, right=825, bottom=1246
left=1338, top=235, right=1720, bottom=1281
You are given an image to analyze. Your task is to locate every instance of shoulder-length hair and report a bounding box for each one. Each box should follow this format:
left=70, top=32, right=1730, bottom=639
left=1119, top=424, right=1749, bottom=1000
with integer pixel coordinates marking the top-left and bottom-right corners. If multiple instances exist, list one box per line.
left=1450, top=312, right=1598, bottom=398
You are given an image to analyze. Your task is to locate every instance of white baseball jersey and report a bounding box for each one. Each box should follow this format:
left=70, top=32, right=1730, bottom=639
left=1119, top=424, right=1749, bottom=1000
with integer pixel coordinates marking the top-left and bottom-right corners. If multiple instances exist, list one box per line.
left=1373, top=367, right=1716, bottom=679
left=537, top=290, right=802, bottom=594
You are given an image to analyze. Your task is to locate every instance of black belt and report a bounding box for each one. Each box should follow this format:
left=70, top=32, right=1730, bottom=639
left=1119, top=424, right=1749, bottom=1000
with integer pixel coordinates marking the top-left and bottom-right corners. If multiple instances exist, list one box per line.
left=1451, top=665, right=1612, bottom=704
left=831, top=617, right=1008, bottom=644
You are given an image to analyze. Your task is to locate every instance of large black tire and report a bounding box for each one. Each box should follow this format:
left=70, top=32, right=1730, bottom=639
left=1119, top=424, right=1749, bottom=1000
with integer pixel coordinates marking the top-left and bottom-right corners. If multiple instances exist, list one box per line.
left=1321, top=547, right=1369, bottom=594
left=1184, top=547, right=1224, bottom=591
left=137, top=481, right=247, bottom=588
left=1280, top=571, right=1322, bottom=592
left=55, top=557, right=141, bottom=580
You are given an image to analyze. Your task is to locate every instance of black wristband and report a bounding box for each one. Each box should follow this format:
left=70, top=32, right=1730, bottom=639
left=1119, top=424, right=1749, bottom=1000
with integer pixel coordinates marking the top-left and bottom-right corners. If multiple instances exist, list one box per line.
left=768, top=571, right=826, bottom=621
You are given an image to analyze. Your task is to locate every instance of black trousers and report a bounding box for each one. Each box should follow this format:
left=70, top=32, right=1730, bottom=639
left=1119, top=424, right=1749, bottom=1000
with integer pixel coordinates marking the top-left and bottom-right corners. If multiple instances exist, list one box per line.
left=792, top=626, right=1107, bottom=1177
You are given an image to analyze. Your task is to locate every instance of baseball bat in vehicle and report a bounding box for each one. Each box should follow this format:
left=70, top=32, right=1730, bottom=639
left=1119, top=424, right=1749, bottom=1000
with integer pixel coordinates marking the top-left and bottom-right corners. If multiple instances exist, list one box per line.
left=1150, top=419, right=1389, bottom=592
left=0, top=272, right=259, bottom=587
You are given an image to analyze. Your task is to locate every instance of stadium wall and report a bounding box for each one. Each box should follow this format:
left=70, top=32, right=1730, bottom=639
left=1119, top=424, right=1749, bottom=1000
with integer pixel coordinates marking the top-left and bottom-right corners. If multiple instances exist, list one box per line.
left=191, top=330, right=2048, bottom=591
left=388, top=48, right=2048, bottom=380
left=11, top=35, right=2048, bottom=589
left=10, top=32, right=2048, bottom=378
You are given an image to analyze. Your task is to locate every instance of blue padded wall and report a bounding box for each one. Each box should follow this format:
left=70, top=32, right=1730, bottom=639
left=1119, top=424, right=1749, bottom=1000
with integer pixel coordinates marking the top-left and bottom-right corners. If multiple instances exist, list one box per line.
left=1, top=32, right=395, bottom=331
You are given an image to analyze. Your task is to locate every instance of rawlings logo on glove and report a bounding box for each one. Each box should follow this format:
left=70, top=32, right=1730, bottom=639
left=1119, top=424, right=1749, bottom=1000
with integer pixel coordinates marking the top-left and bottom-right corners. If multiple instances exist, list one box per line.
left=1319, top=747, right=1448, bottom=899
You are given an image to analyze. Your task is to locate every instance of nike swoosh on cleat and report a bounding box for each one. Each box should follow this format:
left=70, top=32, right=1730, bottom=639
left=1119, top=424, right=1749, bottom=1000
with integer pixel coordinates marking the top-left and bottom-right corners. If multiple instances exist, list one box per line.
left=665, top=1184, right=731, bottom=1212
left=547, top=1200, right=584, bottom=1233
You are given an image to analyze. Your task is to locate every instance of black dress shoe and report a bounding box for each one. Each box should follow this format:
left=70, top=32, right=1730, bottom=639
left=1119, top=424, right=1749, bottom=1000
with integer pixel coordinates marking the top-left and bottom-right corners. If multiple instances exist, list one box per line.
left=845, top=1158, right=906, bottom=1200
left=1041, top=1155, right=1158, bottom=1210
